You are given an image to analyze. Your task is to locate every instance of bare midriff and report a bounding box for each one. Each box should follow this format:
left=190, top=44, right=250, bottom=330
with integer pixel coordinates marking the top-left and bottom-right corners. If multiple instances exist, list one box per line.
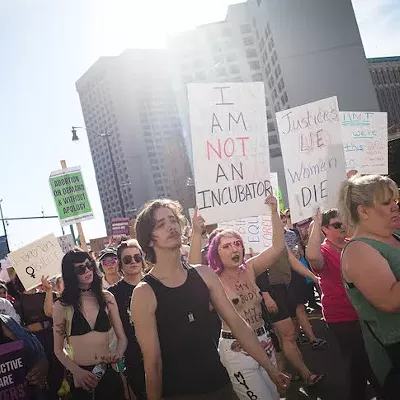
left=69, top=331, right=111, bottom=366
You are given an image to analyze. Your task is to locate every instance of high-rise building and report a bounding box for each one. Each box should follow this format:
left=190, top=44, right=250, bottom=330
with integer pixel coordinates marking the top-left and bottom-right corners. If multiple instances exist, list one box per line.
left=76, top=49, right=193, bottom=233
left=169, top=0, right=380, bottom=203
left=368, top=56, right=400, bottom=139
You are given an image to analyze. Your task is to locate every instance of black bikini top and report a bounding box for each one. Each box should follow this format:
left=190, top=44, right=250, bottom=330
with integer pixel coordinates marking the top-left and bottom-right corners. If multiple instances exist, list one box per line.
left=70, top=307, right=111, bottom=336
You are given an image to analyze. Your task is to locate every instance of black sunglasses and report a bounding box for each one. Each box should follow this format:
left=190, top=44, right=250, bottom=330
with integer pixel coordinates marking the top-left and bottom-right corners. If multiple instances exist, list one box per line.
left=74, top=260, right=96, bottom=275
left=329, top=222, right=343, bottom=229
left=122, top=254, right=143, bottom=265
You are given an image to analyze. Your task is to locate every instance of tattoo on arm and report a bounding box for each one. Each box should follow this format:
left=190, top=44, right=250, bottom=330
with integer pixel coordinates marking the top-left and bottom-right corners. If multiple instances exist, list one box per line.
left=54, top=322, right=66, bottom=338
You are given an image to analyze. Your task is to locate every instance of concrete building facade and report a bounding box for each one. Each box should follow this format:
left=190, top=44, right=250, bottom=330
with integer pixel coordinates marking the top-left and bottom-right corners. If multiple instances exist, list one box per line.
left=368, top=56, right=400, bottom=139
left=76, top=49, right=193, bottom=233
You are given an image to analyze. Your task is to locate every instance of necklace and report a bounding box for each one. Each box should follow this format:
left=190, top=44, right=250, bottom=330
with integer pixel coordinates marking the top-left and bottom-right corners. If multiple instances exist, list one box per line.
left=79, top=288, right=91, bottom=293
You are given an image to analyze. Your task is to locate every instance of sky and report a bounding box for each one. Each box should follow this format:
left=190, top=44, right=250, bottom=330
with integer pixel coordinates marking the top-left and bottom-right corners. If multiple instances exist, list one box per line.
left=0, top=0, right=399, bottom=250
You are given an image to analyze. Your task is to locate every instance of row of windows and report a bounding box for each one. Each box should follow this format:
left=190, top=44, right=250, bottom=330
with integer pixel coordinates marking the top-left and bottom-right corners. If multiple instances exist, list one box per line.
left=370, top=66, right=400, bottom=86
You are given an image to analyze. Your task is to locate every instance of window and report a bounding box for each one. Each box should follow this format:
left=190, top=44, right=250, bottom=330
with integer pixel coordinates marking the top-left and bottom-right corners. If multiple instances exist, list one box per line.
left=262, top=51, right=268, bottom=64
left=269, top=135, right=279, bottom=145
left=278, top=78, right=285, bottom=92
left=270, top=148, right=282, bottom=158
left=249, top=60, right=260, bottom=70
left=275, top=64, right=281, bottom=79
left=229, top=65, right=240, bottom=74
left=272, top=51, right=277, bottom=66
left=232, top=76, right=243, bottom=82
left=226, top=53, right=237, bottom=62
left=274, top=102, right=281, bottom=112
left=240, top=24, right=251, bottom=34
left=243, top=37, right=254, bottom=46
left=272, top=89, right=278, bottom=100
left=259, top=37, right=265, bottom=53
left=281, top=92, right=288, bottom=104
left=266, top=110, right=272, bottom=119
left=252, top=73, right=263, bottom=81
left=265, top=62, right=272, bottom=76
left=267, top=122, right=275, bottom=132
left=246, top=48, right=258, bottom=58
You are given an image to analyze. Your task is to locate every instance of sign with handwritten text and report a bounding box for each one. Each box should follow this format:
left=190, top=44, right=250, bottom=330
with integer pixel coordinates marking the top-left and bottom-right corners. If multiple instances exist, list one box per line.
left=340, top=111, right=388, bottom=174
left=49, top=166, right=94, bottom=227
left=8, top=234, right=64, bottom=291
left=188, top=83, right=271, bottom=224
left=276, top=97, right=346, bottom=223
left=217, top=173, right=279, bottom=253
left=57, top=234, right=75, bottom=254
left=0, top=341, right=28, bottom=399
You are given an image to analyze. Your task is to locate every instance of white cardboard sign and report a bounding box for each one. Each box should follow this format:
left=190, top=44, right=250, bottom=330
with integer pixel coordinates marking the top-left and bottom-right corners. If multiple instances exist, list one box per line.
left=8, top=234, right=64, bottom=291
left=57, top=234, right=75, bottom=254
left=217, top=172, right=279, bottom=253
left=188, top=83, right=271, bottom=224
left=276, top=97, right=346, bottom=223
left=340, top=111, right=388, bottom=174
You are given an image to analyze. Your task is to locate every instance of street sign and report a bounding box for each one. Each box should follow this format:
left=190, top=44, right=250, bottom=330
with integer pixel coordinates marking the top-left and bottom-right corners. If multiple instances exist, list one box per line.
left=49, top=166, right=94, bottom=227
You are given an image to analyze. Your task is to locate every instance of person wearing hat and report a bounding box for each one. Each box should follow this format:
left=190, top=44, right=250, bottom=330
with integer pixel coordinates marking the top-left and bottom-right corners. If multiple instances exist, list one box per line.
left=99, top=248, right=121, bottom=289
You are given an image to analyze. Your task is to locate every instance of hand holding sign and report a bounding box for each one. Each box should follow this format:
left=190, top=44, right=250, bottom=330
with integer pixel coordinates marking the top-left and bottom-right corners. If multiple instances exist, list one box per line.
left=264, top=195, right=278, bottom=214
left=192, top=207, right=206, bottom=236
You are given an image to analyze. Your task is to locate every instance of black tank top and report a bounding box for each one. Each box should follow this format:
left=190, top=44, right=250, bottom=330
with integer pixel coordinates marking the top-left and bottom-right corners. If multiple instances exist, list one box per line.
left=142, top=265, right=229, bottom=396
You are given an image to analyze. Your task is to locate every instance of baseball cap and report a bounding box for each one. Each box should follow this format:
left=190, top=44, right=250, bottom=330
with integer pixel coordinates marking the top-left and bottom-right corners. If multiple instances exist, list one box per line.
left=98, top=248, right=117, bottom=261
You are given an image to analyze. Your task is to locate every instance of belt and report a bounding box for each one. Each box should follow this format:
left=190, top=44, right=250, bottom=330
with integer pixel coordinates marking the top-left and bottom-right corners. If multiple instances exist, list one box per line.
left=221, top=325, right=266, bottom=340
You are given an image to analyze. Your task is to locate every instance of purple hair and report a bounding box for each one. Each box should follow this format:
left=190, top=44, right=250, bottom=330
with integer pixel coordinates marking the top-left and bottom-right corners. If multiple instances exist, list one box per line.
left=207, top=230, right=245, bottom=275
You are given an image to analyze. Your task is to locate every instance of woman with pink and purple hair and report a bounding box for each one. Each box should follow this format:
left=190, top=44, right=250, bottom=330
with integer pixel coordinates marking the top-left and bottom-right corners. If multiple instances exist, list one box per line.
left=189, top=196, right=289, bottom=400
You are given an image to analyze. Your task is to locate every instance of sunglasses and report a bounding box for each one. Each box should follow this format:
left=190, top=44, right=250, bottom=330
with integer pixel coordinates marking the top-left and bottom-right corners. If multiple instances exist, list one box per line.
left=329, top=222, right=343, bottom=230
left=74, top=260, right=96, bottom=275
left=122, top=254, right=143, bottom=265
left=219, top=240, right=242, bottom=251
left=101, top=257, right=118, bottom=267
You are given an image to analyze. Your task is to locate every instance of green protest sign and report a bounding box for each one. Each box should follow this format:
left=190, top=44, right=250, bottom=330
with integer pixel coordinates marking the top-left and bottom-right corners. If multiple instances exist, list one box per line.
left=49, top=166, right=94, bottom=226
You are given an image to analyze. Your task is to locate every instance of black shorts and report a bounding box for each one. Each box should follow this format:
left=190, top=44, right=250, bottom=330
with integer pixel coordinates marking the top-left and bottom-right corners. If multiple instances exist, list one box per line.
left=268, top=284, right=297, bottom=323
left=287, top=271, right=308, bottom=310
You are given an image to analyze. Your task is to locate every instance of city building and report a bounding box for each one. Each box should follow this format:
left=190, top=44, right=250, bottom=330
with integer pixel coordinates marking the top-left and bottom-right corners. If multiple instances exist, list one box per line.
left=76, top=49, right=193, bottom=234
left=368, top=56, right=400, bottom=139
left=169, top=0, right=380, bottom=204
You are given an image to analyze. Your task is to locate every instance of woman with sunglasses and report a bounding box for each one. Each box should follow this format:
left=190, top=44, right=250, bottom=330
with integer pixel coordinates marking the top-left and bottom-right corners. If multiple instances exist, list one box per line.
left=109, top=240, right=146, bottom=400
left=189, top=196, right=290, bottom=399
left=53, top=249, right=127, bottom=399
left=98, top=248, right=121, bottom=289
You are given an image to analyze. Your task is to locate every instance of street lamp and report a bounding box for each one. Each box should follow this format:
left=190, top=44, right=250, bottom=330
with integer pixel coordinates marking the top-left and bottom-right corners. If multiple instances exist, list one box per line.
left=0, top=200, right=10, bottom=254
left=71, top=126, right=126, bottom=218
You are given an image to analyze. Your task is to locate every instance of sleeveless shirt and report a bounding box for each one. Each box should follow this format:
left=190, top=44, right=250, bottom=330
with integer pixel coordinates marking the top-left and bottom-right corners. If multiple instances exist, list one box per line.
left=142, top=266, right=229, bottom=397
left=343, top=237, right=400, bottom=384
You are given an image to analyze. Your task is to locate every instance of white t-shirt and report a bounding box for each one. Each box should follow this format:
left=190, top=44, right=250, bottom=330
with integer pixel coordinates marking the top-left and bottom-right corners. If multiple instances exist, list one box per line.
left=0, top=298, right=20, bottom=324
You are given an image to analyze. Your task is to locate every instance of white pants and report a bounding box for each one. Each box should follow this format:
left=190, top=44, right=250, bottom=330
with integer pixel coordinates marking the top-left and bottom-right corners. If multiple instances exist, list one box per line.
left=219, top=331, right=279, bottom=400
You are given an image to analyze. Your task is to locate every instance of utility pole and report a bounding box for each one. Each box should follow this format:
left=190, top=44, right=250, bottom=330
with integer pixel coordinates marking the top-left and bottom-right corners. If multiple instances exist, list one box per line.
left=0, top=200, right=10, bottom=253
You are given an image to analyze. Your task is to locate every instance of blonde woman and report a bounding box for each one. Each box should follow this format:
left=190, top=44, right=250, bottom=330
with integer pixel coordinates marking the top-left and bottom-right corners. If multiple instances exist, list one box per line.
left=339, top=174, right=400, bottom=399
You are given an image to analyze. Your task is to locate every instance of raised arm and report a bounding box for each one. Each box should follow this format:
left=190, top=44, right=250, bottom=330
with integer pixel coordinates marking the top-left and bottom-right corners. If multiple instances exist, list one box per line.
left=131, top=283, right=162, bottom=400
left=104, top=291, right=127, bottom=361
left=42, top=275, right=54, bottom=318
left=342, top=241, right=400, bottom=313
left=197, top=265, right=290, bottom=392
left=288, top=250, right=318, bottom=284
left=188, top=207, right=205, bottom=265
left=52, top=301, right=98, bottom=391
left=247, top=195, right=285, bottom=276
left=305, top=210, right=324, bottom=271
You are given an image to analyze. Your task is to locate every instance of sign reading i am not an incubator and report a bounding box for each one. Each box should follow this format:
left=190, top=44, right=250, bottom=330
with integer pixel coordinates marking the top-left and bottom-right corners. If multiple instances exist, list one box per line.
left=49, top=166, right=94, bottom=227
left=188, top=83, right=271, bottom=224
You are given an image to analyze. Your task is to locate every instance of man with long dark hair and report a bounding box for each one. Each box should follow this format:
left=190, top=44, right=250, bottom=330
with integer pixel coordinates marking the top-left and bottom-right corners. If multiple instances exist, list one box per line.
left=131, top=199, right=289, bottom=400
left=53, top=249, right=127, bottom=399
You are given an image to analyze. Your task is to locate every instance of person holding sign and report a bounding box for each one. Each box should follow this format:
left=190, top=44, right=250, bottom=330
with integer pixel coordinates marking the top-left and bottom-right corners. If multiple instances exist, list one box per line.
left=339, top=174, right=400, bottom=399
left=131, top=198, right=289, bottom=400
left=53, top=249, right=127, bottom=399
left=189, top=196, right=290, bottom=399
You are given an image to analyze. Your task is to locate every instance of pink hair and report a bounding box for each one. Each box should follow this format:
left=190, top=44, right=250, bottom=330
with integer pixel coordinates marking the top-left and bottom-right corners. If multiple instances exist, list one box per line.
left=207, top=230, right=245, bottom=275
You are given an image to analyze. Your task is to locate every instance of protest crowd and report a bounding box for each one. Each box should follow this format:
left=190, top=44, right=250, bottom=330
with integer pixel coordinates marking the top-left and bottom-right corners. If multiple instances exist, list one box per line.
left=0, top=172, right=398, bottom=400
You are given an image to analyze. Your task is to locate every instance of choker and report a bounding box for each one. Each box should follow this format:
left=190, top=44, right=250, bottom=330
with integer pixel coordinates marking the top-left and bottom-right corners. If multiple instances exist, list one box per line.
left=79, top=288, right=91, bottom=293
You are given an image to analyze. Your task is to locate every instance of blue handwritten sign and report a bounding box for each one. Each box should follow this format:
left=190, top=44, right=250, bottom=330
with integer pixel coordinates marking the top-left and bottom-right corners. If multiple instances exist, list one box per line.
left=340, top=112, right=388, bottom=174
